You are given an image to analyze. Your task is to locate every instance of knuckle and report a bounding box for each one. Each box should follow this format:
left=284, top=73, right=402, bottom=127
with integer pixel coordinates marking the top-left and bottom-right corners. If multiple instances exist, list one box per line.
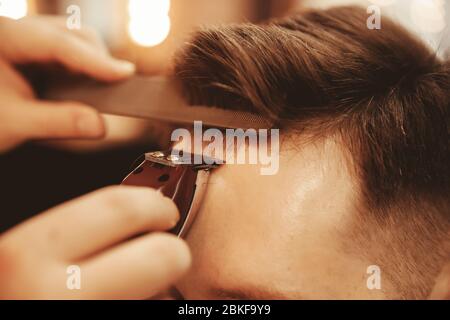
left=52, top=32, right=71, bottom=56
left=52, top=34, right=81, bottom=62
left=98, top=186, right=149, bottom=224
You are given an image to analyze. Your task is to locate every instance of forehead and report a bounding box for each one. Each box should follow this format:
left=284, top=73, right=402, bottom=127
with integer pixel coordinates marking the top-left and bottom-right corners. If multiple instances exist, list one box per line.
left=180, top=137, right=364, bottom=297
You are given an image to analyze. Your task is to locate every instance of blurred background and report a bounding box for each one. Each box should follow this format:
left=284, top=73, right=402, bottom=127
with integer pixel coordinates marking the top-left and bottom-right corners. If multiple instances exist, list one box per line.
left=1, top=0, right=448, bottom=74
left=0, top=0, right=297, bottom=73
left=0, top=0, right=448, bottom=232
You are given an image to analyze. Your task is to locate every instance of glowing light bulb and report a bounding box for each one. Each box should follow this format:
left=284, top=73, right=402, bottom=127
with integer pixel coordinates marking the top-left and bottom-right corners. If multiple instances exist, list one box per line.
left=0, top=0, right=28, bottom=20
left=128, top=0, right=171, bottom=47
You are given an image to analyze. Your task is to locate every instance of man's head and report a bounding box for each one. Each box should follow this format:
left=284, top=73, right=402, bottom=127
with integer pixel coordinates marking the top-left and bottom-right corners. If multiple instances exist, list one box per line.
left=173, top=6, right=450, bottom=299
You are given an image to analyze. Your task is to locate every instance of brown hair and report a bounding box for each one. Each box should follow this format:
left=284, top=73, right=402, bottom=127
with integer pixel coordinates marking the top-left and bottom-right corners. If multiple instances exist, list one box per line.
left=174, top=6, right=449, bottom=299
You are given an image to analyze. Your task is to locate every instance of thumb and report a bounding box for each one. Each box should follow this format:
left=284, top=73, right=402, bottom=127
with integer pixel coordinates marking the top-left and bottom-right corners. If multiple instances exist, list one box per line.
left=18, top=100, right=106, bottom=141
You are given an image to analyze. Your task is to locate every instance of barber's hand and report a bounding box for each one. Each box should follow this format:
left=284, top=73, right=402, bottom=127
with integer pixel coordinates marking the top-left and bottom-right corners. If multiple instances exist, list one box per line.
left=0, top=186, right=191, bottom=300
left=0, top=16, right=135, bottom=153
left=429, top=264, right=450, bottom=300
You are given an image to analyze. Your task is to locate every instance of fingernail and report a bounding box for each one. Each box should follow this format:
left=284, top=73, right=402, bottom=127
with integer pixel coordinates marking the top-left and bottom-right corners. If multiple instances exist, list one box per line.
left=114, top=60, right=136, bottom=74
left=77, top=112, right=104, bottom=137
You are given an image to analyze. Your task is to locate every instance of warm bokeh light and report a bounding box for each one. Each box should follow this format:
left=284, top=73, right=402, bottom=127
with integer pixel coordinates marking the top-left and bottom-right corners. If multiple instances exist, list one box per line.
left=0, top=0, right=28, bottom=20
left=369, top=0, right=397, bottom=6
left=411, top=0, right=447, bottom=33
left=128, top=0, right=171, bottom=47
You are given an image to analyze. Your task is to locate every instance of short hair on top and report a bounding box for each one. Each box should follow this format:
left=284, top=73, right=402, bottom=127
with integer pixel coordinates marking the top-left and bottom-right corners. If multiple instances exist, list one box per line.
left=174, top=6, right=449, bottom=299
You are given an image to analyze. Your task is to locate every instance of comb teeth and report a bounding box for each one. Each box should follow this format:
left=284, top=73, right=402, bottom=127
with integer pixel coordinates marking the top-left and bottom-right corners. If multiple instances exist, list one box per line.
left=183, top=105, right=271, bottom=130
left=41, top=75, right=272, bottom=130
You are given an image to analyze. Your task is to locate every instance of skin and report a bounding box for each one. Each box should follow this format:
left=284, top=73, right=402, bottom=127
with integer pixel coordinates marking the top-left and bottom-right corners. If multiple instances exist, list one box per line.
left=0, top=16, right=139, bottom=153
left=0, top=14, right=447, bottom=300
left=175, top=134, right=450, bottom=300
left=175, top=137, right=391, bottom=299
left=0, top=15, right=167, bottom=153
left=0, top=16, right=191, bottom=299
left=0, top=186, right=191, bottom=300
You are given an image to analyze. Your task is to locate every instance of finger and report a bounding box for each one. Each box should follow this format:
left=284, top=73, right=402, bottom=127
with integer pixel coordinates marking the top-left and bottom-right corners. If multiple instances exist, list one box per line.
left=42, top=17, right=109, bottom=53
left=429, top=264, right=450, bottom=300
left=70, top=28, right=109, bottom=54
left=51, top=34, right=135, bottom=81
left=0, top=58, right=34, bottom=99
left=13, top=100, right=105, bottom=140
left=7, top=186, right=180, bottom=260
left=24, top=15, right=67, bottom=28
left=1, top=17, right=135, bottom=81
left=80, top=233, right=191, bottom=299
left=40, top=115, right=156, bottom=153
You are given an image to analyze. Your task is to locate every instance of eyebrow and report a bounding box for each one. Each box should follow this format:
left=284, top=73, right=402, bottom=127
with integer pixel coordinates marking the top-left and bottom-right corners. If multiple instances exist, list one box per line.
left=209, top=286, right=298, bottom=300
